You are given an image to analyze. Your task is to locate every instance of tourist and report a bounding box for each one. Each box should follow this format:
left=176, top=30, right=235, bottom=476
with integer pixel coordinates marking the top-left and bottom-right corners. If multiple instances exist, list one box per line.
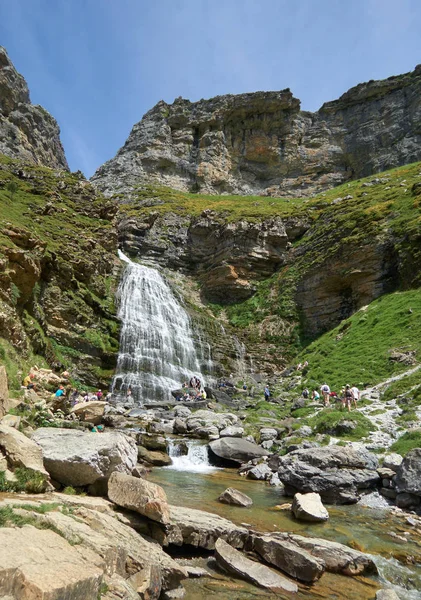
left=189, top=376, right=195, bottom=388
left=351, top=385, right=360, bottom=408
left=296, top=362, right=303, bottom=370
left=54, top=385, right=65, bottom=398
left=264, top=385, right=270, bottom=401
left=320, top=383, right=331, bottom=407
left=302, top=388, right=309, bottom=399
left=23, top=373, right=35, bottom=390
left=312, top=389, right=320, bottom=401
left=344, top=384, right=354, bottom=412
left=96, top=389, right=103, bottom=400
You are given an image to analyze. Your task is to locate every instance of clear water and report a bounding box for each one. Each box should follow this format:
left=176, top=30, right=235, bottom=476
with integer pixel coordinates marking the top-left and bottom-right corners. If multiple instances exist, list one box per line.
left=112, top=252, right=207, bottom=403
left=150, top=467, right=421, bottom=599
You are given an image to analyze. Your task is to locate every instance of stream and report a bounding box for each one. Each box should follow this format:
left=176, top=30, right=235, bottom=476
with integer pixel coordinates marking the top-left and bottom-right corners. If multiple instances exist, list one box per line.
left=148, top=440, right=421, bottom=600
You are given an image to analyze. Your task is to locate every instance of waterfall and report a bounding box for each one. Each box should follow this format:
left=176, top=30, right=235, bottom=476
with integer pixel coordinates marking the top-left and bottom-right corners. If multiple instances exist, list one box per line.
left=167, top=439, right=216, bottom=473
left=111, top=251, right=207, bottom=404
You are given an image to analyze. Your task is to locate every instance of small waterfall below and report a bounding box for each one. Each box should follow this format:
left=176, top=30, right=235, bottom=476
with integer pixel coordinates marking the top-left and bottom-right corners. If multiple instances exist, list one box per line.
left=166, top=439, right=216, bottom=473
left=112, top=251, right=207, bottom=404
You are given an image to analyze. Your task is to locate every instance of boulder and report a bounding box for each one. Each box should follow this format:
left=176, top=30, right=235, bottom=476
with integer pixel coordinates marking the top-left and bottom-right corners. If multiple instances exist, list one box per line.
left=173, top=418, right=188, bottom=434
left=395, top=448, right=421, bottom=496
left=138, top=446, right=172, bottom=466
left=246, top=463, right=272, bottom=481
left=1, top=414, right=21, bottom=428
left=220, top=426, right=244, bottom=438
left=209, top=437, right=269, bottom=464
left=395, top=492, right=420, bottom=509
left=31, top=428, right=137, bottom=487
left=194, top=425, right=220, bottom=439
left=214, top=538, right=298, bottom=593
left=292, top=492, right=329, bottom=522
left=108, top=471, right=170, bottom=524
left=259, top=428, right=278, bottom=442
left=218, top=488, right=253, bottom=507
left=71, top=401, right=106, bottom=425
left=174, top=406, right=191, bottom=419
left=0, top=526, right=103, bottom=599
left=167, top=505, right=248, bottom=550
left=186, top=410, right=238, bottom=434
left=269, top=533, right=377, bottom=576
left=376, top=590, right=401, bottom=600
left=0, top=424, right=50, bottom=486
left=382, top=453, right=403, bottom=472
left=276, top=445, right=380, bottom=504
left=138, top=434, right=167, bottom=451
left=252, top=535, right=325, bottom=582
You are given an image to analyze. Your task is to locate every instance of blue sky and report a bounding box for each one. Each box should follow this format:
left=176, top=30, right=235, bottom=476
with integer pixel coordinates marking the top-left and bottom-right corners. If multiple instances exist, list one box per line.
left=1, top=0, right=420, bottom=176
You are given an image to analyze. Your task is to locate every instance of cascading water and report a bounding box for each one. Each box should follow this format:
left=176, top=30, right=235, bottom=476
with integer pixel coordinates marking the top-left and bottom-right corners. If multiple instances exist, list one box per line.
left=111, top=251, right=208, bottom=404
left=166, top=439, right=216, bottom=473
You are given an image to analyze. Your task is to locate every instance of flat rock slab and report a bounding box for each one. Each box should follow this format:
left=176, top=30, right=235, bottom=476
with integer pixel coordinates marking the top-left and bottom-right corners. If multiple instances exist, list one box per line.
left=209, top=437, right=269, bottom=464
left=218, top=487, right=253, bottom=507
left=168, top=505, right=248, bottom=549
left=31, top=427, right=137, bottom=487
left=0, top=526, right=102, bottom=600
left=252, top=534, right=325, bottom=582
left=215, top=538, right=298, bottom=593
left=108, top=471, right=170, bottom=524
left=292, top=492, right=329, bottom=522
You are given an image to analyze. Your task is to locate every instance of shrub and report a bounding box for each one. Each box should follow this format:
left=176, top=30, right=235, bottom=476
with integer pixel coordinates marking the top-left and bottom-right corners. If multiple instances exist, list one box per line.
left=390, top=431, right=421, bottom=456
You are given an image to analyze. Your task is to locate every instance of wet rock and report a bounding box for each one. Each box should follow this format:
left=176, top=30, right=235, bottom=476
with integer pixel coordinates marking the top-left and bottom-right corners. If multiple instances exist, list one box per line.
left=148, top=421, right=175, bottom=435
left=194, top=425, right=220, bottom=440
left=220, top=426, right=244, bottom=438
left=270, top=533, right=377, bottom=576
left=137, top=434, right=167, bottom=451
left=292, top=493, right=329, bottom=522
left=246, top=463, right=272, bottom=481
left=376, top=590, right=401, bottom=600
left=137, top=446, right=172, bottom=466
left=184, top=566, right=210, bottom=578
left=395, top=492, right=420, bottom=509
left=71, top=400, right=106, bottom=425
left=132, top=464, right=150, bottom=478
left=218, top=487, right=253, bottom=507
left=395, top=448, right=421, bottom=496
left=209, top=437, right=269, bottom=464
left=214, top=538, right=298, bottom=593
left=276, top=445, right=380, bottom=504
left=383, top=453, right=403, bottom=472
left=108, top=471, right=170, bottom=524
left=167, top=505, right=248, bottom=550
left=173, top=418, right=188, bottom=434
left=32, top=428, right=137, bottom=487
left=252, top=534, right=325, bottom=582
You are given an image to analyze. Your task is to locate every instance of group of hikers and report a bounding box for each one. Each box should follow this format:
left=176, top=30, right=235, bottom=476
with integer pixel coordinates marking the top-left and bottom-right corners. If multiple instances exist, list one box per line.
left=174, top=376, right=207, bottom=402
left=302, top=382, right=360, bottom=412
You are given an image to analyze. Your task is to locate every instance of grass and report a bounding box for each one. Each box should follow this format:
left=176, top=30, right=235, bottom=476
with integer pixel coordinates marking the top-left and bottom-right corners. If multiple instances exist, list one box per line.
left=307, top=408, right=375, bottom=440
left=295, top=288, right=421, bottom=390
left=0, top=468, right=48, bottom=494
left=390, top=431, right=421, bottom=456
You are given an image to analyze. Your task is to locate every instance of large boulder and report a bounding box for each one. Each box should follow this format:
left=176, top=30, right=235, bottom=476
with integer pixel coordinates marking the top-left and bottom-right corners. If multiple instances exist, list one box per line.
left=167, top=505, right=248, bottom=550
left=186, top=410, right=238, bottom=437
left=137, top=446, right=172, bottom=466
left=395, top=448, right=421, bottom=496
left=218, top=487, right=253, bottom=507
left=214, top=538, right=298, bottom=593
left=264, top=533, right=377, bottom=576
left=108, top=471, right=170, bottom=524
left=292, top=492, right=329, bottom=522
left=31, top=428, right=137, bottom=487
left=382, top=453, right=403, bottom=472
left=276, top=445, right=380, bottom=504
left=220, top=426, right=244, bottom=438
left=71, top=401, right=106, bottom=425
left=209, top=437, right=269, bottom=464
left=252, top=535, right=325, bottom=582
left=0, top=424, right=50, bottom=487
left=0, top=526, right=103, bottom=599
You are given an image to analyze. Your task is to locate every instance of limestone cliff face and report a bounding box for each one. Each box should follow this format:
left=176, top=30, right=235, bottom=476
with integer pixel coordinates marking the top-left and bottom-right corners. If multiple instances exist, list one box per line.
left=92, top=66, right=421, bottom=198
left=0, top=47, right=68, bottom=170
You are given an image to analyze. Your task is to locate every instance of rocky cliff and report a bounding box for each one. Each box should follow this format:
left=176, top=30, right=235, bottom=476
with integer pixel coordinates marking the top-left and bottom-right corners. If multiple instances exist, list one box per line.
left=92, top=66, right=421, bottom=198
left=0, top=47, right=68, bottom=170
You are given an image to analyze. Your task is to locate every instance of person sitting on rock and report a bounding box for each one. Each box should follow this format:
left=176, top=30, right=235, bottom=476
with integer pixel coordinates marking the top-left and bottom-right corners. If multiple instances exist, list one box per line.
left=54, top=385, right=65, bottom=398
left=23, top=373, right=36, bottom=390
left=312, top=389, right=320, bottom=401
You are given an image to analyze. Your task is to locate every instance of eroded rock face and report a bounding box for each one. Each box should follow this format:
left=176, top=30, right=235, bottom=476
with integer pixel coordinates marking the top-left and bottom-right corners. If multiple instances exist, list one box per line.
left=0, top=46, right=68, bottom=169
left=108, top=472, right=170, bottom=524
left=0, top=424, right=50, bottom=487
left=31, top=428, right=138, bottom=487
left=92, top=66, right=421, bottom=199
left=395, top=448, right=421, bottom=496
